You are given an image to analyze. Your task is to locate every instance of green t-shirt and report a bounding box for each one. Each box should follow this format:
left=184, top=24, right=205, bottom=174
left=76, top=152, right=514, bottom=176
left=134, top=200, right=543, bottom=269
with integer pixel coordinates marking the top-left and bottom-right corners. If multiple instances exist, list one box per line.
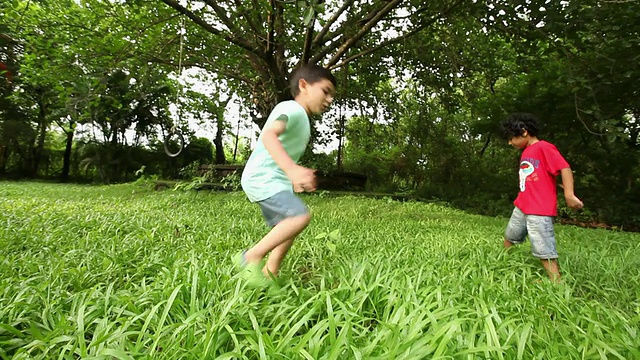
left=241, top=100, right=310, bottom=202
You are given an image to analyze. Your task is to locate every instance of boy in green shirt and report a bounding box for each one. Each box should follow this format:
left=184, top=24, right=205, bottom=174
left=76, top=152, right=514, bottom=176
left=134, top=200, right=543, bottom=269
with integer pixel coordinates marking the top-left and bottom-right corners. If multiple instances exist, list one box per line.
left=236, top=64, right=336, bottom=285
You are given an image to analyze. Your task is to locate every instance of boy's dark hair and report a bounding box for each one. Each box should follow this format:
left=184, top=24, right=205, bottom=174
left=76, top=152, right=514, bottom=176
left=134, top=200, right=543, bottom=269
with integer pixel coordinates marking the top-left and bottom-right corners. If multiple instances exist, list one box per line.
left=289, top=64, right=336, bottom=98
left=501, top=113, right=540, bottom=139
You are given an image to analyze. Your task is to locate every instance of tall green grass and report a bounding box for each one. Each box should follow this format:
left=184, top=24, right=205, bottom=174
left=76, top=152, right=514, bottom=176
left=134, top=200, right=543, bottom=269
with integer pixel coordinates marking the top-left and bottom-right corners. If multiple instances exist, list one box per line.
left=1, top=182, right=639, bottom=359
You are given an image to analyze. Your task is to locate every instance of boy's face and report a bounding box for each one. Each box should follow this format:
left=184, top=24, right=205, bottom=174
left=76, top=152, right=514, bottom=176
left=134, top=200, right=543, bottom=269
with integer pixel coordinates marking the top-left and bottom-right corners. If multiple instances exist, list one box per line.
left=508, top=135, right=529, bottom=149
left=298, top=78, right=335, bottom=115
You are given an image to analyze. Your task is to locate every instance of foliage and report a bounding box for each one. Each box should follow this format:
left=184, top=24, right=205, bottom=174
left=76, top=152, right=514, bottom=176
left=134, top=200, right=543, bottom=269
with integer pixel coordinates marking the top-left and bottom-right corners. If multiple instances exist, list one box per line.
left=299, top=150, right=338, bottom=173
left=181, top=137, right=214, bottom=166
left=156, top=0, right=470, bottom=126
left=335, top=0, right=640, bottom=228
left=172, top=176, right=207, bottom=191
left=219, top=171, right=242, bottom=191
left=175, top=160, right=241, bottom=191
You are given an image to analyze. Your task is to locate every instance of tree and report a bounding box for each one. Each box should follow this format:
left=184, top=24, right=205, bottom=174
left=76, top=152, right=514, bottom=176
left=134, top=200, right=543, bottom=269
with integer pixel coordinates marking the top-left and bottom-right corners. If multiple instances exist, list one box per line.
left=155, top=0, right=468, bottom=128
left=181, top=83, right=232, bottom=165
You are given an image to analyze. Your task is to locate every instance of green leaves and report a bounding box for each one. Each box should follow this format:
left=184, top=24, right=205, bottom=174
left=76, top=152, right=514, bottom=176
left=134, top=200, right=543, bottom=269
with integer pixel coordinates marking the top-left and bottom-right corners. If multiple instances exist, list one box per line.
left=315, top=228, right=340, bottom=252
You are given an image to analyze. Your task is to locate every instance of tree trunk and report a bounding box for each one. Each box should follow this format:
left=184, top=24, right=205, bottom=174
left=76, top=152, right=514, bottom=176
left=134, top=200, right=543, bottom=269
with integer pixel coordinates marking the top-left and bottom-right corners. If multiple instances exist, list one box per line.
left=32, top=98, right=48, bottom=177
left=337, top=115, right=345, bottom=171
left=233, top=116, right=241, bottom=162
left=214, top=118, right=226, bottom=164
left=479, top=133, right=491, bottom=157
left=214, top=99, right=230, bottom=164
left=0, top=145, right=7, bottom=175
left=61, top=128, right=74, bottom=182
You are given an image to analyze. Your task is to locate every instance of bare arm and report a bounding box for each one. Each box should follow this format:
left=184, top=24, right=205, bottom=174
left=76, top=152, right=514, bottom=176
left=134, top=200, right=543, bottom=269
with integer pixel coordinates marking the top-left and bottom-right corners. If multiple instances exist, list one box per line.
left=261, top=118, right=296, bottom=173
left=560, top=167, right=584, bottom=209
left=261, top=116, right=316, bottom=192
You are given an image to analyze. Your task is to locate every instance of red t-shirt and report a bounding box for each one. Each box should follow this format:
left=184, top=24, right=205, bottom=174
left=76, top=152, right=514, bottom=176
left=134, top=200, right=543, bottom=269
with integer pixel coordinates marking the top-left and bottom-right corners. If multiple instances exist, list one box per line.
left=514, top=140, right=569, bottom=216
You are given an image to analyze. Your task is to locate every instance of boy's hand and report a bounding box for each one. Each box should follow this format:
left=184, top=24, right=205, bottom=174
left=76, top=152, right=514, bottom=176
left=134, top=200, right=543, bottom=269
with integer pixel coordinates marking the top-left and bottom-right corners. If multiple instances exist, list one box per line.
left=565, top=194, right=584, bottom=209
left=287, top=165, right=316, bottom=193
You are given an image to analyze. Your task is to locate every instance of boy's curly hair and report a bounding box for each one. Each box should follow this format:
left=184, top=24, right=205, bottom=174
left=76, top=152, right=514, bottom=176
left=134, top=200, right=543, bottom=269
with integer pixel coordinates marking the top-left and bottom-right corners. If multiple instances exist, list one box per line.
left=501, top=113, right=540, bottom=139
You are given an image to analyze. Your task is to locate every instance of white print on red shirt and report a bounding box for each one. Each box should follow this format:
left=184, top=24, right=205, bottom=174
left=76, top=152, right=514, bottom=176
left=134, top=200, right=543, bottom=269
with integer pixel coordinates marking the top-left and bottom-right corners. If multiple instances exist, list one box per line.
left=519, top=160, right=535, bottom=192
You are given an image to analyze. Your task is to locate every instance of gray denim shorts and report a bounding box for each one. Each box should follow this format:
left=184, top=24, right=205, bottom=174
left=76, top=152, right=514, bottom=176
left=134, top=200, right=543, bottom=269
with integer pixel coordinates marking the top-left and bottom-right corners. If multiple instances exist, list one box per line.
left=257, top=190, right=309, bottom=227
left=504, top=207, right=558, bottom=259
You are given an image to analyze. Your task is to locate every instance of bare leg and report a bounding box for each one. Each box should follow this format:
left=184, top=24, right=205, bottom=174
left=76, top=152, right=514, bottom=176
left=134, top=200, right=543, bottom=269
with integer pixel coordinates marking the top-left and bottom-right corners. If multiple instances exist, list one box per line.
left=263, top=238, right=294, bottom=278
left=541, top=259, right=561, bottom=283
left=245, top=214, right=311, bottom=265
left=504, top=238, right=514, bottom=248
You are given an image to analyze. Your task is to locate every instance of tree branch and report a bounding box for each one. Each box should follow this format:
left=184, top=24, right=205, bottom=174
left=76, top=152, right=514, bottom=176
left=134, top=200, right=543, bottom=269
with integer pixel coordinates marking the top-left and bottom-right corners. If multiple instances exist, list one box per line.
left=266, top=0, right=277, bottom=55
left=309, top=32, right=350, bottom=65
left=312, top=0, right=354, bottom=46
left=250, top=0, right=265, bottom=25
left=328, top=0, right=466, bottom=69
left=202, top=0, right=239, bottom=33
left=233, top=0, right=263, bottom=39
left=326, top=0, right=402, bottom=67
left=302, top=9, right=318, bottom=64
left=328, top=27, right=417, bottom=70
left=159, top=0, right=261, bottom=55
left=574, top=93, right=605, bottom=136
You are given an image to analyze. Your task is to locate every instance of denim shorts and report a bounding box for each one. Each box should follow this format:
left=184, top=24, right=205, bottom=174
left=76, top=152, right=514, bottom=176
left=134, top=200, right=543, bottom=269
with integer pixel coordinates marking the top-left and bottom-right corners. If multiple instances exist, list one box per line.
left=257, top=191, right=309, bottom=227
left=504, top=207, right=558, bottom=259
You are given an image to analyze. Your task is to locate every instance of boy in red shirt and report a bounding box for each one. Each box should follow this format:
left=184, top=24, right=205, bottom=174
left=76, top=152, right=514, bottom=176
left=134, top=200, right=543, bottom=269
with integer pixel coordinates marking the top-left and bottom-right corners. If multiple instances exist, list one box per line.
left=502, top=113, right=584, bottom=282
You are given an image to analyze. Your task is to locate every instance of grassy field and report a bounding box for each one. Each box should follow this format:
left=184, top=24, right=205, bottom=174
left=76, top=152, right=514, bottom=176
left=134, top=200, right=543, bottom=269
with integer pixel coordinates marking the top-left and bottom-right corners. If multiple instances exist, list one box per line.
left=1, top=182, right=639, bottom=359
